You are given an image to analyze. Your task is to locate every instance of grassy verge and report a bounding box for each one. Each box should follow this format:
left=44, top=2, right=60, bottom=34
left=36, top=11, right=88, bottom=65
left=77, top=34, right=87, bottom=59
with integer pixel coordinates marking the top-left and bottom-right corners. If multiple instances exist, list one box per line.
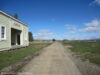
left=0, top=42, right=51, bottom=70
left=63, top=41, right=100, bottom=65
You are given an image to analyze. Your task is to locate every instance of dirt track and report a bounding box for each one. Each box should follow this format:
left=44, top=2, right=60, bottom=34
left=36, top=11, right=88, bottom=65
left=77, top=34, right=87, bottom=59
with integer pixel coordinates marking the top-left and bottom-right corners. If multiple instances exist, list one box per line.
left=17, top=42, right=82, bottom=75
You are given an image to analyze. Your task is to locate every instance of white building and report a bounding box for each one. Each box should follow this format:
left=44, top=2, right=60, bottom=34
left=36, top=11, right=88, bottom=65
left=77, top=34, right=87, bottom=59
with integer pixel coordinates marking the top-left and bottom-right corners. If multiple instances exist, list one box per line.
left=0, top=10, right=29, bottom=51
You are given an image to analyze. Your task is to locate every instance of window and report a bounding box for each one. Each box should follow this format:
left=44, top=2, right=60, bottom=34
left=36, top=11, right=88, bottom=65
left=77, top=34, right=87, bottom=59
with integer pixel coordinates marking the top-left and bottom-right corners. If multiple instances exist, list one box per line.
left=1, top=26, right=5, bottom=38
left=0, top=26, right=6, bottom=40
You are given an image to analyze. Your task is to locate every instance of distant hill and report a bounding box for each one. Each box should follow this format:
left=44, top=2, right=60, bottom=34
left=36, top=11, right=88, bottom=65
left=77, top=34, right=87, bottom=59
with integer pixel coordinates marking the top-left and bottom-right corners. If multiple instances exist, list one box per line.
left=90, top=38, right=100, bottom=41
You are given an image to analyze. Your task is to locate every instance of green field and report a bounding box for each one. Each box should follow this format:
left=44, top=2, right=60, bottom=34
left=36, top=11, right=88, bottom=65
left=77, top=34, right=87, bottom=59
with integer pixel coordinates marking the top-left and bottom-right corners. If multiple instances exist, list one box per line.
left=0, top=42, right=51, bottom=70
left=63, top=41, right=100, bottom=65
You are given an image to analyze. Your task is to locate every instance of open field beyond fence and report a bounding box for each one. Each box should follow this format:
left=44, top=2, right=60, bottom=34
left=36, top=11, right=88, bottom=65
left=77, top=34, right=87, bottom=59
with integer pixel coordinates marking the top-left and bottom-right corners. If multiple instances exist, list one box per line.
left=63, top=41, right=100, bottom=65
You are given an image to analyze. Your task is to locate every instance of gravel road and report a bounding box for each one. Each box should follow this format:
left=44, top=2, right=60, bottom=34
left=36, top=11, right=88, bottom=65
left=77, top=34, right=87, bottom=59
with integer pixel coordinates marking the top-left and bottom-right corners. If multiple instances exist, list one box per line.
left=17, top=42, right=82, bottom=75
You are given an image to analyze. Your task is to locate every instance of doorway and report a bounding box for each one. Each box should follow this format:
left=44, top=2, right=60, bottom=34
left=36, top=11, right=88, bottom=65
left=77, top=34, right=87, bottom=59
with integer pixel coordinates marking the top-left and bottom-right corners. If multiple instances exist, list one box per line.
left=11, top=28, right=21, bottom=46
left=17, top=34, right=20, bottom=45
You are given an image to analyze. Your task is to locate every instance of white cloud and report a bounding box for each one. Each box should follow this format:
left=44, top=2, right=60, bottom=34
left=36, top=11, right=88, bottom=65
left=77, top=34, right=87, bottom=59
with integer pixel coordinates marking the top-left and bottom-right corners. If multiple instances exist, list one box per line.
left=64, top=19, right=100, bottom=40
left=89, top=35, right=100, bottom=39
left=79, top=19, right=100, bottom=32
left=65, top=24, right=77, bottom=31
left=83, top=35, right=100, bottom=40
left=65, top=24, right=78, bottom=34
left=90, top=0, right=100, bottom=6
left=94, top=0, right=100, bottom=5
left=66, top=31, right=76, bottom=34
left=35, top=29, right=63, bottom=40
left=79, top=27, right=100, bottom=32
left=84, top=19, right=100, bottom=27
left=38, top=29, right=54, bottom=38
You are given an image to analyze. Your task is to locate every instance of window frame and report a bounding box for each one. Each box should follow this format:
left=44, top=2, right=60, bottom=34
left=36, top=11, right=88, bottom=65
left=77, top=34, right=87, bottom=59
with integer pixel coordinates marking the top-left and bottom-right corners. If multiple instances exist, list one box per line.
left=0, top=25, right=6, bottom=41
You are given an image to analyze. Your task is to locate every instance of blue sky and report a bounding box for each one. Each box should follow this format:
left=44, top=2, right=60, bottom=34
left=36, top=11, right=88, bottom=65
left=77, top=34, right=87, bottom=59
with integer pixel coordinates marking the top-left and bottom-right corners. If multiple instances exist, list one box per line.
left=0, top=0, right=100, bottom=40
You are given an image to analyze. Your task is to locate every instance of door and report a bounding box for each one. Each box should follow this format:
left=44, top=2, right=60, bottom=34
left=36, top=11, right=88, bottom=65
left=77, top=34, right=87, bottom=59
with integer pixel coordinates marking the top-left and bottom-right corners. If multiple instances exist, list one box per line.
left=17, top=34, right=20, bottom=45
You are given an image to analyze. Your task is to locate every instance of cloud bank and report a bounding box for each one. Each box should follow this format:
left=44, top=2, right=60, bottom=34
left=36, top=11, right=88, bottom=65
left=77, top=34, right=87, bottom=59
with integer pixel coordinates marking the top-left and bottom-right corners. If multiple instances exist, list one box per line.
left=79, top=19, right=100, bottom=32
left=65, top=19, right=100, bottom=40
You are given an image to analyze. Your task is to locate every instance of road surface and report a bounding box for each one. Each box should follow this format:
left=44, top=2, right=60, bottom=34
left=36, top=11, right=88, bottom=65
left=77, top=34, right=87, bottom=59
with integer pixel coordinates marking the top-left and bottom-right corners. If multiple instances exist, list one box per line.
left=17, top=42, right=82, bottom=75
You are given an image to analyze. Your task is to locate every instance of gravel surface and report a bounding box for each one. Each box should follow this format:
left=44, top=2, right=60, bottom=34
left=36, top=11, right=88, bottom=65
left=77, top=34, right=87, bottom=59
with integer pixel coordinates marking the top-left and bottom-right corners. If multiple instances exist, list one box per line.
left=17, top=42, right=82, bottom=75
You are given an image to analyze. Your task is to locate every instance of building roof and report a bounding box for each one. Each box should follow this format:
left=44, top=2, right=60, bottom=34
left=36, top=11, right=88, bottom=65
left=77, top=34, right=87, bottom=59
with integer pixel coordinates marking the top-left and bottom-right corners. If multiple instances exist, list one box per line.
left=0, top=10, right=28, bottom=26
